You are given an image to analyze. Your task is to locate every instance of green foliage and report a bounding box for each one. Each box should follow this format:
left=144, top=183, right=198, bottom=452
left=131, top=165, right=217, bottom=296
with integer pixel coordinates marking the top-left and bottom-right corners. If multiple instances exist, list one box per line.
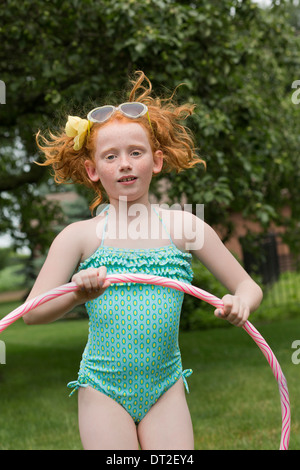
left=0, top=264, right=27, bottom=292
left=0, top=248, right=9, bottom=271
left=181, top=256, right=300, bottom=330
left=181, top=257, right=229, bottom=330
left=0, top=0, right=299, bottom=255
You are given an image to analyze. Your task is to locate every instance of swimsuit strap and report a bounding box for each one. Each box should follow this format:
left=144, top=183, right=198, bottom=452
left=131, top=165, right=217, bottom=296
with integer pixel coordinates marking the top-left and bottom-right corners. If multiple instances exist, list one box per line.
left=99, top=204, right=174, bottom=247
left=151, top=206, right=174, bottom=245
left=99, top=204, right=110, bottom=247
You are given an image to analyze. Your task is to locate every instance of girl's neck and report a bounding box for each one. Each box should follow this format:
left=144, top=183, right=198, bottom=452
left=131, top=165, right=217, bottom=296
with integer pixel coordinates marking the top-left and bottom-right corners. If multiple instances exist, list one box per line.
left=101, top=197, right=170, bottom=249
left=107, top=196, right=152, bottom=219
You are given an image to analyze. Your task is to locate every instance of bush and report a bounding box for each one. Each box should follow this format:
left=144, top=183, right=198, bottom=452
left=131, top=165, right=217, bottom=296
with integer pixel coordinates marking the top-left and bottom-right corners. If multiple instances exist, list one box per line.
left=181, top=257, right=300, bottom=330
left=181, top=257, right=229, bottom=330
left=0, top=248, right=10, bottom=271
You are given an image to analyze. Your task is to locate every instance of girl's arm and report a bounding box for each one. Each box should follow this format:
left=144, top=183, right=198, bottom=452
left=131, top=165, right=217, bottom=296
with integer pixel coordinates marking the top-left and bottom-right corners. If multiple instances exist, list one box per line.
left=23, top=222, right=110, bottom=325
left=185, top=213, right=263, bottom=327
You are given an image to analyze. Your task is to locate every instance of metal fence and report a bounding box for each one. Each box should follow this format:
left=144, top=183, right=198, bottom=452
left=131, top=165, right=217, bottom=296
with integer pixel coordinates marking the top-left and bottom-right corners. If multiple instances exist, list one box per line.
left=241, top=233, right=300, bottom=308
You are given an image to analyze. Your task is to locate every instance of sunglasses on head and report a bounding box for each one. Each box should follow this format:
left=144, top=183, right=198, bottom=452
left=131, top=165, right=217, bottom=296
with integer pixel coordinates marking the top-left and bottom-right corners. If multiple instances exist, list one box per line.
left=87, top=102, right=149, bottom=123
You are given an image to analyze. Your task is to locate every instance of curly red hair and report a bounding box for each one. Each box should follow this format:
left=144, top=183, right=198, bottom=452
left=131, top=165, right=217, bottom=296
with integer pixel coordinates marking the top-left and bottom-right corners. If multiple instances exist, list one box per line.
left=36, top=71, right=205, bottom=213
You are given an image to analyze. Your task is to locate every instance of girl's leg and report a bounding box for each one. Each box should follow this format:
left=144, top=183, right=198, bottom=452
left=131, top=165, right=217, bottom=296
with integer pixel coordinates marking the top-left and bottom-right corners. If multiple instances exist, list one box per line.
left=137, top=378, right=194, bottom=450
left=78, top=386, right=140, bottom=450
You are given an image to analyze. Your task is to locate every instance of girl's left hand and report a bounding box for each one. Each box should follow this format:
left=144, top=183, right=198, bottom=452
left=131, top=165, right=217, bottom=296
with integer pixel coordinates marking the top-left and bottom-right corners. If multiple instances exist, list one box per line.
left=214, top=294, right=250, bottom=327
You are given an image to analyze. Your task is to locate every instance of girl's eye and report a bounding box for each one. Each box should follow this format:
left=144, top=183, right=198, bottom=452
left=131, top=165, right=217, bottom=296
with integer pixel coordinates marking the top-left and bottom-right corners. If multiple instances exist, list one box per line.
left=106, top=154, right=117, bottom=161
left=131, top=150, right=142, bottom=157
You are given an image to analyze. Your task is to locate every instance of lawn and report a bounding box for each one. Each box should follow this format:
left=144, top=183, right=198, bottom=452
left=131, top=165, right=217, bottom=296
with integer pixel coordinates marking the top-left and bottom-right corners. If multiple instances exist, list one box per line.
left=0, top=300, right=299, bottom=450
left=0, top=264, right=27, bottom=293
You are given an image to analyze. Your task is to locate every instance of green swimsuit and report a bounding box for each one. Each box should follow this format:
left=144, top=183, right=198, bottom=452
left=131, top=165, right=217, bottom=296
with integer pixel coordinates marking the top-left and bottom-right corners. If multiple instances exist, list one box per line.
left=67, top=206, right=193, bottom=424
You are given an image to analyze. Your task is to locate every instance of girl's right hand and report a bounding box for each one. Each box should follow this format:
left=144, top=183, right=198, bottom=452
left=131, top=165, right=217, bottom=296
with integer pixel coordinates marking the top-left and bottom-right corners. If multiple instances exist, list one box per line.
left=72, top=266, right=111, bottom=304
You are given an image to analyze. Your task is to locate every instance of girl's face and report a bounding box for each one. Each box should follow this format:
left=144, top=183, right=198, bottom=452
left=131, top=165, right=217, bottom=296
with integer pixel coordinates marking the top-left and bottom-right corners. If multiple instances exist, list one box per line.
left=84, top=120, right=163, bottom=206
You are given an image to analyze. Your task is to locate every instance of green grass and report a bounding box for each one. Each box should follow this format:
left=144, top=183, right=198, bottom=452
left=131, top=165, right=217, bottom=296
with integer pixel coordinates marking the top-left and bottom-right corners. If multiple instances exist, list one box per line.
left=0, top=264, right=26, bottom=292
left=0, top=300, right=299, bottom=450
left=181, top=319, right=300, bottom=450
left=263, top=270, right=300, bottom=308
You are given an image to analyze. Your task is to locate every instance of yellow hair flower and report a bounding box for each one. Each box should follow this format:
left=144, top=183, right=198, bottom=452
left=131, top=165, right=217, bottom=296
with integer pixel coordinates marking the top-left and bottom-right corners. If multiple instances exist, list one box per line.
left=65, top=116, right=92, bottom=150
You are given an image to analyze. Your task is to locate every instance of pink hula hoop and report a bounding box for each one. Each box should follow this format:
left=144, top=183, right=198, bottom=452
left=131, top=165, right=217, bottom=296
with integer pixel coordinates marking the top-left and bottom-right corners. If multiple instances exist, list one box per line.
left=0, top=273, right=290, bottom=450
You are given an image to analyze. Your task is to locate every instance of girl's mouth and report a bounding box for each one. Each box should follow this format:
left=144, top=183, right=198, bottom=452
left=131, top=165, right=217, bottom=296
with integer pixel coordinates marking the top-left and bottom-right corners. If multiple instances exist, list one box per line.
left=118, top=176, right=138, bottom=185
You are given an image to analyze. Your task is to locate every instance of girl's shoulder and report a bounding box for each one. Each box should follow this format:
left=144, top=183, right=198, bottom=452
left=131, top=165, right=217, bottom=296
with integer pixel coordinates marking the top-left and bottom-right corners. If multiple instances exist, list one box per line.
left=62, top=211, right=107, bottom=236
left=157, top=206, right=205, bottom=252
left=54, top=214, right=107, bottom=262
left=59, top=217, right=98, bottom=239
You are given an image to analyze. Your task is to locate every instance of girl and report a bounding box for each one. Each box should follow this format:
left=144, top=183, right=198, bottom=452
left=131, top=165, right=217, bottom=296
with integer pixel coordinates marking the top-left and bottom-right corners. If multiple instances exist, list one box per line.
left=23, top=71, right=263, bottom=450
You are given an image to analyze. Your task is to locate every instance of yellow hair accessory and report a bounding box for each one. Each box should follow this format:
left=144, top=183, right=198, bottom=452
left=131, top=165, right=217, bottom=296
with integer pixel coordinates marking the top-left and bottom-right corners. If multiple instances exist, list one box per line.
left=65, top=116, right=93, bottom=150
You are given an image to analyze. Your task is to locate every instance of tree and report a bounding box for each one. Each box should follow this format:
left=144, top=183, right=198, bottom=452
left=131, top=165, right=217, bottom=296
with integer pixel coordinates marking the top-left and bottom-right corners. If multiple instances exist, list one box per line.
left=0, top=0, right=299, bottom=260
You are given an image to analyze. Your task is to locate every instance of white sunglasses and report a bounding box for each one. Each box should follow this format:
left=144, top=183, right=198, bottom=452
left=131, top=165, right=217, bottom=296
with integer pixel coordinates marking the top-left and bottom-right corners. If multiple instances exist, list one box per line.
left=87, top=102, right=149, bottom=123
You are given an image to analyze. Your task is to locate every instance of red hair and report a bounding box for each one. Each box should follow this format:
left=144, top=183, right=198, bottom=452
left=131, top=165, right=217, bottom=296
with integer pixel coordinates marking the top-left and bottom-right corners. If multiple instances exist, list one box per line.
left=36, top=71, right=205, bottom=213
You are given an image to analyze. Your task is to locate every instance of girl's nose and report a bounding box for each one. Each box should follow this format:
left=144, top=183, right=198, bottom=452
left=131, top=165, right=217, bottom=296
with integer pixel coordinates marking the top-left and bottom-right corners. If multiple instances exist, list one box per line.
left=119, top=154, right=133, bottom=170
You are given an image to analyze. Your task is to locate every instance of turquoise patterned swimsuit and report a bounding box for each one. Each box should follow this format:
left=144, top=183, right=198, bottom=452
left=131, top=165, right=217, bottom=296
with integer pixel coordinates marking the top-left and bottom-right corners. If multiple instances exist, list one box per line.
left=68, top=206, right=193, bottom=424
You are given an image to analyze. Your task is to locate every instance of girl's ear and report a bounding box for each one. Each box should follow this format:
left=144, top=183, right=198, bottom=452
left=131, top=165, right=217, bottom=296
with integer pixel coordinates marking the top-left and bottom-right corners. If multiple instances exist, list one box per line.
left=153, top=150, right=164, bottom=175
left=84, top=160, right=100, bottom=182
